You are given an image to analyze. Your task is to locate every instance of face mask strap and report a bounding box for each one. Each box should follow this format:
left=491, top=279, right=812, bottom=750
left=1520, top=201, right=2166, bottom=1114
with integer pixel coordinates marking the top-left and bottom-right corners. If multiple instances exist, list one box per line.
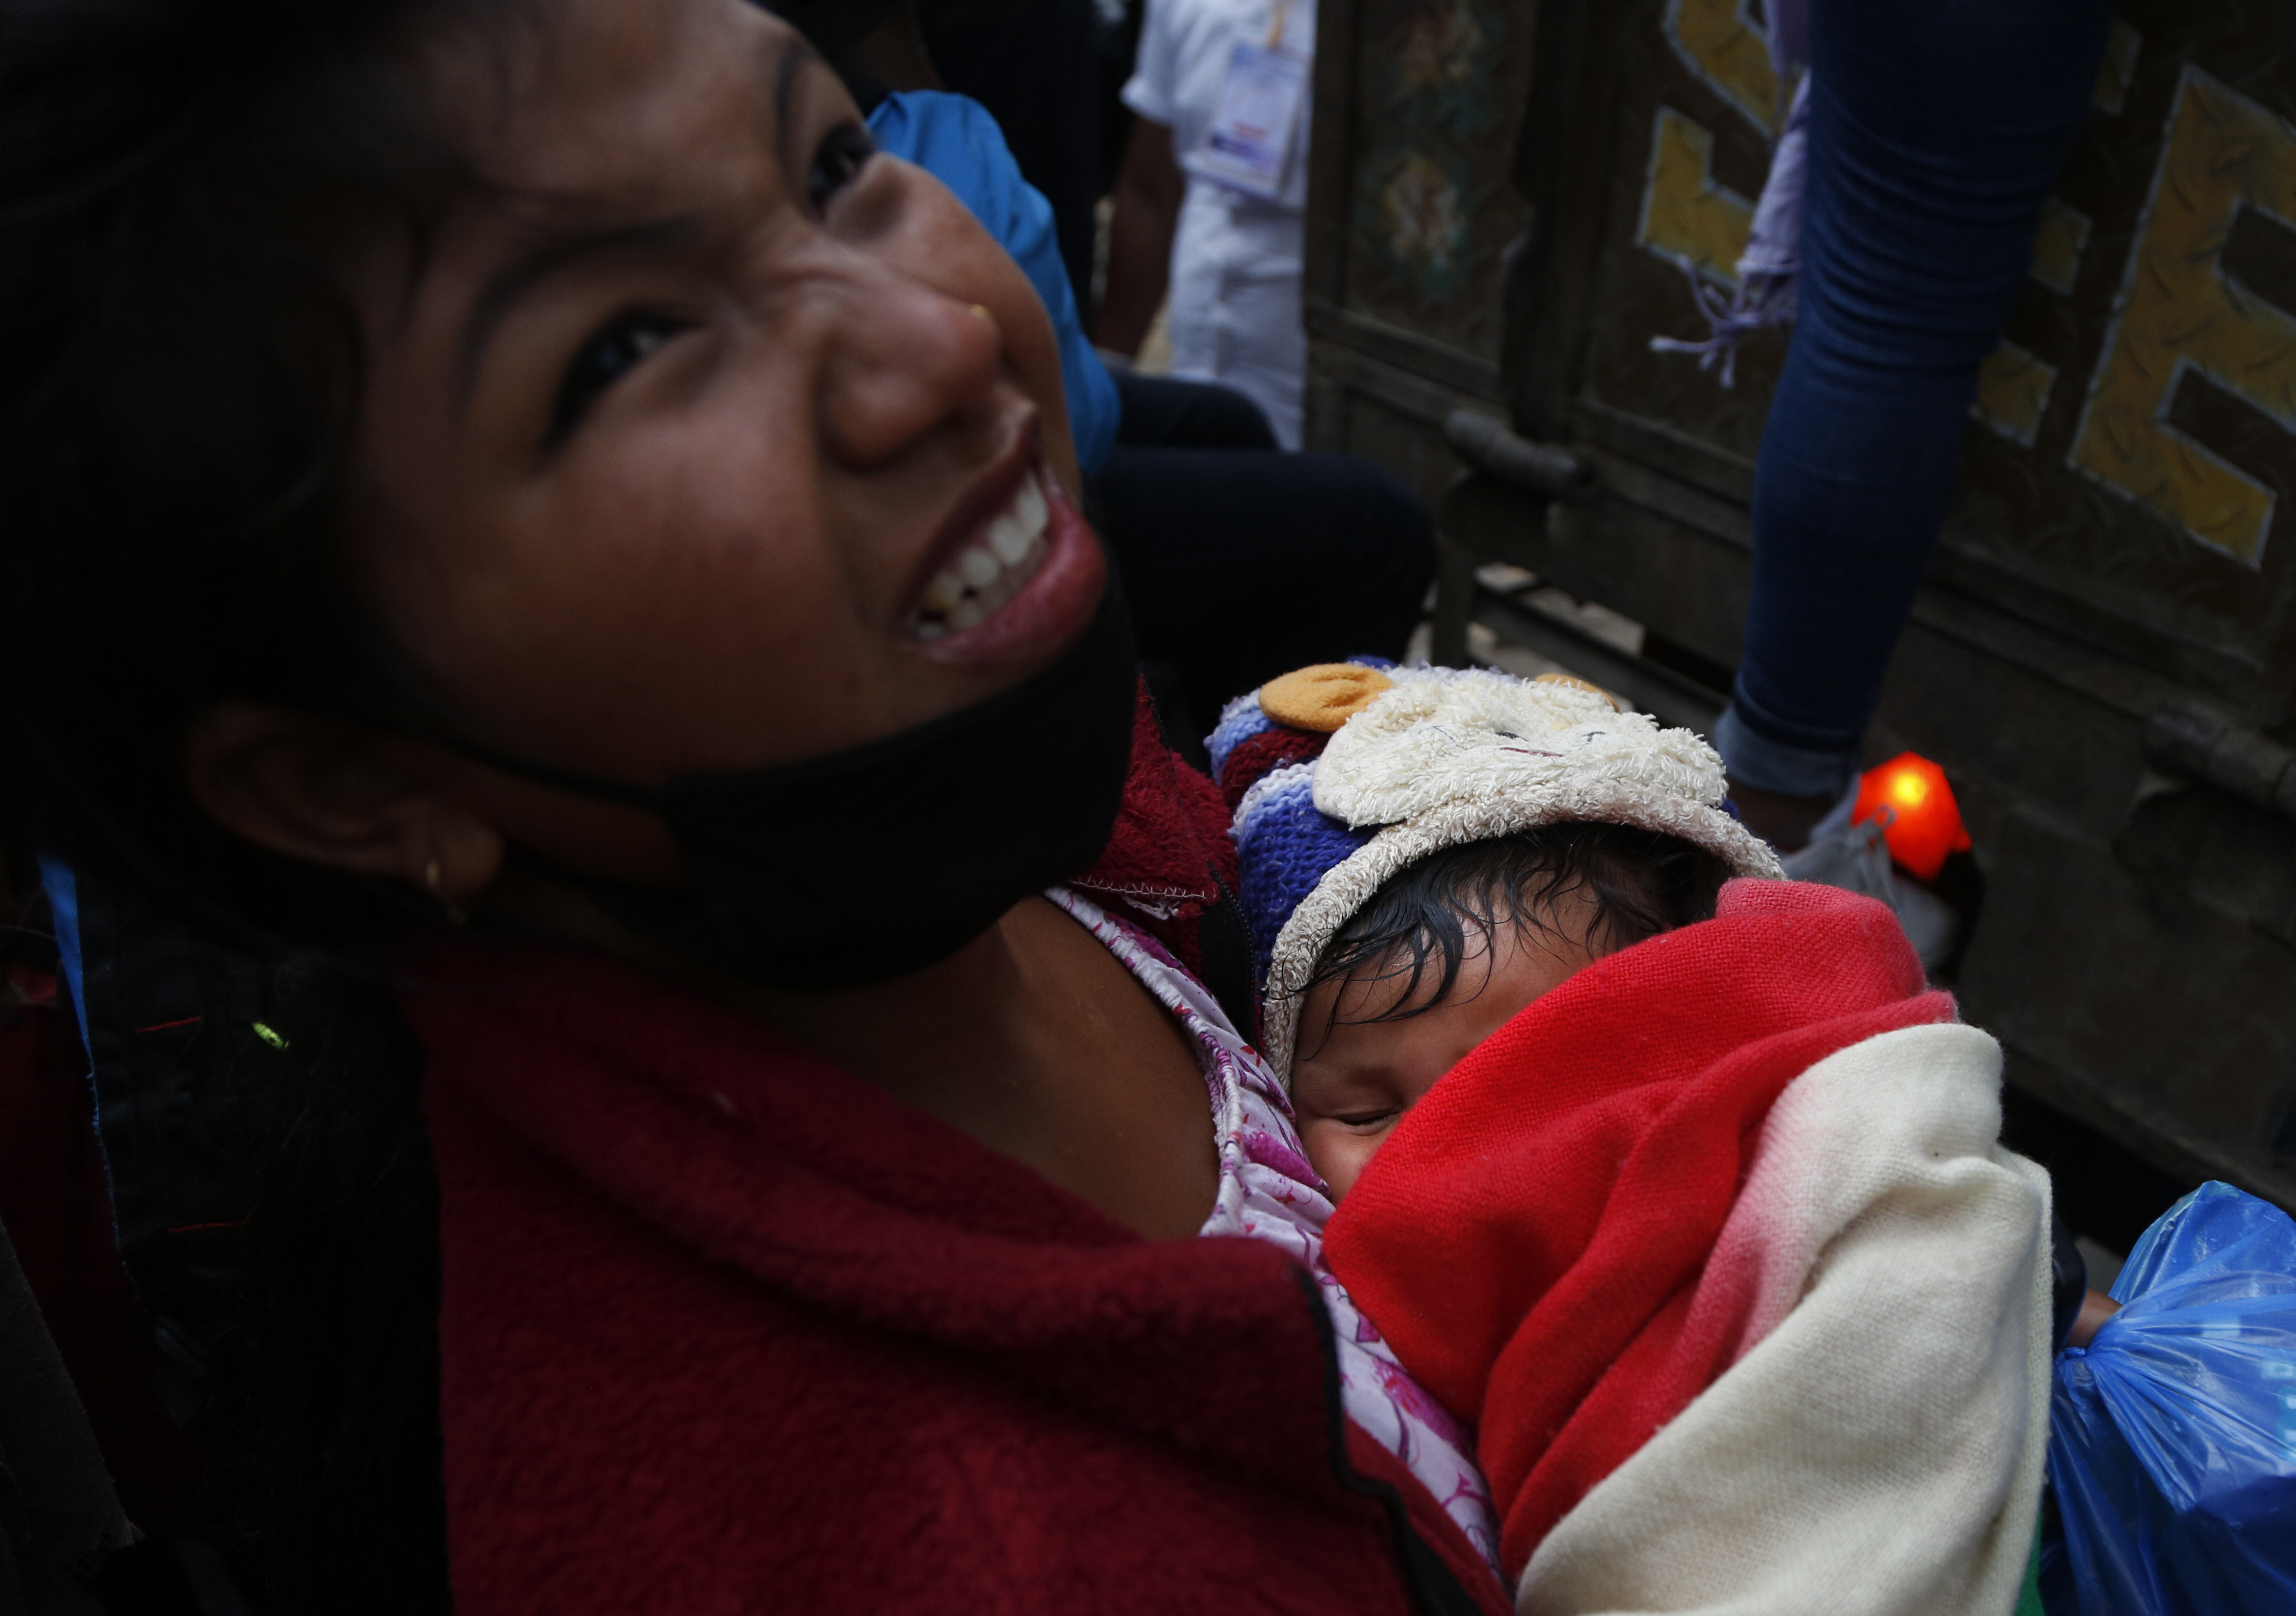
left=428, top=670, right=1060, bottom=816
left=324, top=608, right=671, bottom=812
left=434, top=735, right=668, bottom=812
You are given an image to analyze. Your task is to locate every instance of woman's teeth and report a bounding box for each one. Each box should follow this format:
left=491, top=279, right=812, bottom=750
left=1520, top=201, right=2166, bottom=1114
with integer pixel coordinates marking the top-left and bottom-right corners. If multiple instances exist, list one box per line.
left=910, top=472, right=1052, bottom=640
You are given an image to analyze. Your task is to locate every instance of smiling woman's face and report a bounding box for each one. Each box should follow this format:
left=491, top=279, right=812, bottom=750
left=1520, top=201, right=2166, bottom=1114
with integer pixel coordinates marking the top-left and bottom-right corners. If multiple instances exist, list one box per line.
left=351, top=0, right=1095, bottom=802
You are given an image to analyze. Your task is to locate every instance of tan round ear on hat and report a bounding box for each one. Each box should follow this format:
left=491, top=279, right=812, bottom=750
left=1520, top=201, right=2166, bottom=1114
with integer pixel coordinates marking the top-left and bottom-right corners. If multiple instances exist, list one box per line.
left=1259, top=663, right=1396, bottom=733
left=1534, top=672, right=1627, bottom=711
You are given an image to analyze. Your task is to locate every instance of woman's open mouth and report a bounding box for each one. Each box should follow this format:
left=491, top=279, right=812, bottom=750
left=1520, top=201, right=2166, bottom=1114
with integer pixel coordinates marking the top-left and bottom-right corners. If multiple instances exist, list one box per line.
left=907, top=467, right=1053, bottom=640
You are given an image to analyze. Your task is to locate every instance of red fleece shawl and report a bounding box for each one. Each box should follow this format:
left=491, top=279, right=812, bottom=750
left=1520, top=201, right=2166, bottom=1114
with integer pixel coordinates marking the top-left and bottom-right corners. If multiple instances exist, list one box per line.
left=404, top=710, right=1504, bottom=1616
left=1324, top=880, right=1952, bottom=1580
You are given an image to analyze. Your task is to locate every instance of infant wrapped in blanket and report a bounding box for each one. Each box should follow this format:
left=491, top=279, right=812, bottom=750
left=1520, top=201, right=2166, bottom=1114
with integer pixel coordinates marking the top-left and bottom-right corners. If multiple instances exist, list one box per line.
left=1215, top=663, right=2055, bottom=1616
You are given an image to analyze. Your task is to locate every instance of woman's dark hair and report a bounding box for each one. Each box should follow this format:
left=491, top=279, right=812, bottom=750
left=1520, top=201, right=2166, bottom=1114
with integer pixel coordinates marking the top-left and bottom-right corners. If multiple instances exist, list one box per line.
left=0, top=4, right=519, bottom=1607
left=0, top=0, right=497, bottom=942
left=1304, top=822, right=1735, bottom=1027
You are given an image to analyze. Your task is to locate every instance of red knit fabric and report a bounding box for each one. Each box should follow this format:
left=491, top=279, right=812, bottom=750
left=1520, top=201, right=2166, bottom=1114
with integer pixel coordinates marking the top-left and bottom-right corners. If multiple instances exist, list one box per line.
left=1323, top=880, right=1952, bottom=1580
left=1215, top=725, right=1327, bottom=810
left=1069, top=685, right=1241, bottom=975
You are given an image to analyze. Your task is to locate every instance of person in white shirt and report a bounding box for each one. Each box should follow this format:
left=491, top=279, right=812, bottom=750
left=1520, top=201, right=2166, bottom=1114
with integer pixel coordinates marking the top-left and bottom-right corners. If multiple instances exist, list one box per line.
left=1099, top=0, right=1313, bottom=448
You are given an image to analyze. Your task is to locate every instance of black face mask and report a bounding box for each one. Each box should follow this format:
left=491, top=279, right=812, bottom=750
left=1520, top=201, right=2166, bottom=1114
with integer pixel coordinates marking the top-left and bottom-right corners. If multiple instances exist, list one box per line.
left=464, top=587, right=1140, bottom=988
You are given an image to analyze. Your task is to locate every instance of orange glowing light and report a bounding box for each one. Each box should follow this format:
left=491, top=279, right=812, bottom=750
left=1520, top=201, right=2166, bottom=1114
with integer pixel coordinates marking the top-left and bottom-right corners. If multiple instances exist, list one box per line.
left=1852, top=752, right=1972, bottom=882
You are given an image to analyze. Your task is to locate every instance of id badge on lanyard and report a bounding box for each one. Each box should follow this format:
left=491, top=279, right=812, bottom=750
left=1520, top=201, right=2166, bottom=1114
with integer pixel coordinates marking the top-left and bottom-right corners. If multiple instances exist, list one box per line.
left=1199, top=5, right=1308, bottom=202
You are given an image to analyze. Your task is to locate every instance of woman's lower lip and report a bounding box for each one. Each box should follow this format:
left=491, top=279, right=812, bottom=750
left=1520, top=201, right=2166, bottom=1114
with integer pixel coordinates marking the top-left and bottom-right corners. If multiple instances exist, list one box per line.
left=910, top=476, right=1106, bottom=670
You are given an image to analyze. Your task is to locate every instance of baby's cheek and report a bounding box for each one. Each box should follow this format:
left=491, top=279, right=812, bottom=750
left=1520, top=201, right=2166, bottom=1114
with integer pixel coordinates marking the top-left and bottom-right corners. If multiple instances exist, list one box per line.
left=1301, top=1122, right=1383, bottom=1203
left=1297, top=1122, right=1337, bottom=1189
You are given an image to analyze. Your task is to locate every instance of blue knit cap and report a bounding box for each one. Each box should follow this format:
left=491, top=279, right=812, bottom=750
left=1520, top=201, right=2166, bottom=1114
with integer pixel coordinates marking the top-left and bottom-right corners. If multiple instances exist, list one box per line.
left=1231, top=762, right=1374, bottom=988
left=1209, top=659, right=1394, bottom=988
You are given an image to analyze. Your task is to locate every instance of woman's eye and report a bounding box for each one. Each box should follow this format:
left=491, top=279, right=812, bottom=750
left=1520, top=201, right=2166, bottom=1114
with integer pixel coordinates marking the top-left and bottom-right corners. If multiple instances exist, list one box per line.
left=547, top=311, right=687, bottom=446
left=808, top=123, right=877, bottom=214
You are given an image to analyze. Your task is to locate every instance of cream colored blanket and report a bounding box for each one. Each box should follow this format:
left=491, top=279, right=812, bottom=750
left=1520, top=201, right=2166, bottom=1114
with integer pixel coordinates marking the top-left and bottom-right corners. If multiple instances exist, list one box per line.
left=1516, top=1023, right=2053, bottom=1616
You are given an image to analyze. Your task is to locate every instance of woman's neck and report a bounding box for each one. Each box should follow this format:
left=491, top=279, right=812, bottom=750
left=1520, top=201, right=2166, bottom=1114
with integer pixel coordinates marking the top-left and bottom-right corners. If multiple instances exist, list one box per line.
left=476, top=874, right=1220, bottom=1238
left=750, top=897, right=1220, bottom=1238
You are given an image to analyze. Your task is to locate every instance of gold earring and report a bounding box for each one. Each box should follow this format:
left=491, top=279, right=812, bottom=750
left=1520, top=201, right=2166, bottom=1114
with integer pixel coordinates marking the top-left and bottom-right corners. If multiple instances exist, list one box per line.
left=423, top=857, right=467, bottom=928
left=969, top=302, right=999, bottom=336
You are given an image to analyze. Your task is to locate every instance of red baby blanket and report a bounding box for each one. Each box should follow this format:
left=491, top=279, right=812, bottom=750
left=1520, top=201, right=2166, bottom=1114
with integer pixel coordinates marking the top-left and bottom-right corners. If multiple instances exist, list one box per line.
left=1323, top=878, right=1952, bottom=1579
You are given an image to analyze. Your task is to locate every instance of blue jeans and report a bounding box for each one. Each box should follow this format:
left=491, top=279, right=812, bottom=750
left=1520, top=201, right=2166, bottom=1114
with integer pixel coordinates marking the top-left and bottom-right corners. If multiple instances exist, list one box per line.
left=1718, top=0, right=2116, bottom=797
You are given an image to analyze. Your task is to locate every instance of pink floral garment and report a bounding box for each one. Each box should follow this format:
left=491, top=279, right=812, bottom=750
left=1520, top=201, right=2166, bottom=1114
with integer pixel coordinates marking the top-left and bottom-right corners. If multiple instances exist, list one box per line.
left=1048, top=887, right=1501, bottom=1570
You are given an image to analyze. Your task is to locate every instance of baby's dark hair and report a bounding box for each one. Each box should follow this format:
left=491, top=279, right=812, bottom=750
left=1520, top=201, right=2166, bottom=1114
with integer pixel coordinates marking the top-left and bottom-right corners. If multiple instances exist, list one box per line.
left=1305, top=822, right=1734, bottom=1025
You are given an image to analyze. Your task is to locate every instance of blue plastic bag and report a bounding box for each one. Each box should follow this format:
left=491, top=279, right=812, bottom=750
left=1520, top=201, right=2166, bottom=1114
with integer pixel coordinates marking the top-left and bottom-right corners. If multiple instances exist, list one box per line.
left=2047, top=1181, right=2296, bottom=1615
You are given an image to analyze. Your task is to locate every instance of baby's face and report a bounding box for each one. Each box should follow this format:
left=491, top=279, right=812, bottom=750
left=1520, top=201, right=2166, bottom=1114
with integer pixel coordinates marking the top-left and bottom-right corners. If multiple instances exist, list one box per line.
left=1291, top=891, right=1609, bottom=1200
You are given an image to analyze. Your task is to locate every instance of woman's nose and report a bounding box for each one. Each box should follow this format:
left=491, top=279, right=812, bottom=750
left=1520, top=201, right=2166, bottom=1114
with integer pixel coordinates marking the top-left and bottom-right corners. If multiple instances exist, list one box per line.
left=815, top=277, right=1003, bottom=470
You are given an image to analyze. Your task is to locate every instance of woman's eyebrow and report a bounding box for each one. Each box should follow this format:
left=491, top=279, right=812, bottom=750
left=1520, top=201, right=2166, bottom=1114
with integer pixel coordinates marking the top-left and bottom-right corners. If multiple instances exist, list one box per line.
left=455, top=213, right=706, bottom=407
left=772, top=34, right=824, bottom=184
left=450, top=32, right=821, bottom=407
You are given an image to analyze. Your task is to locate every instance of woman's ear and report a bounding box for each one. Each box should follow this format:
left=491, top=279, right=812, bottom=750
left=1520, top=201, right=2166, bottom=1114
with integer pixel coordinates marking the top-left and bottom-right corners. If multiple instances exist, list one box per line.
left=184, top=703, right=506, bottom=902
